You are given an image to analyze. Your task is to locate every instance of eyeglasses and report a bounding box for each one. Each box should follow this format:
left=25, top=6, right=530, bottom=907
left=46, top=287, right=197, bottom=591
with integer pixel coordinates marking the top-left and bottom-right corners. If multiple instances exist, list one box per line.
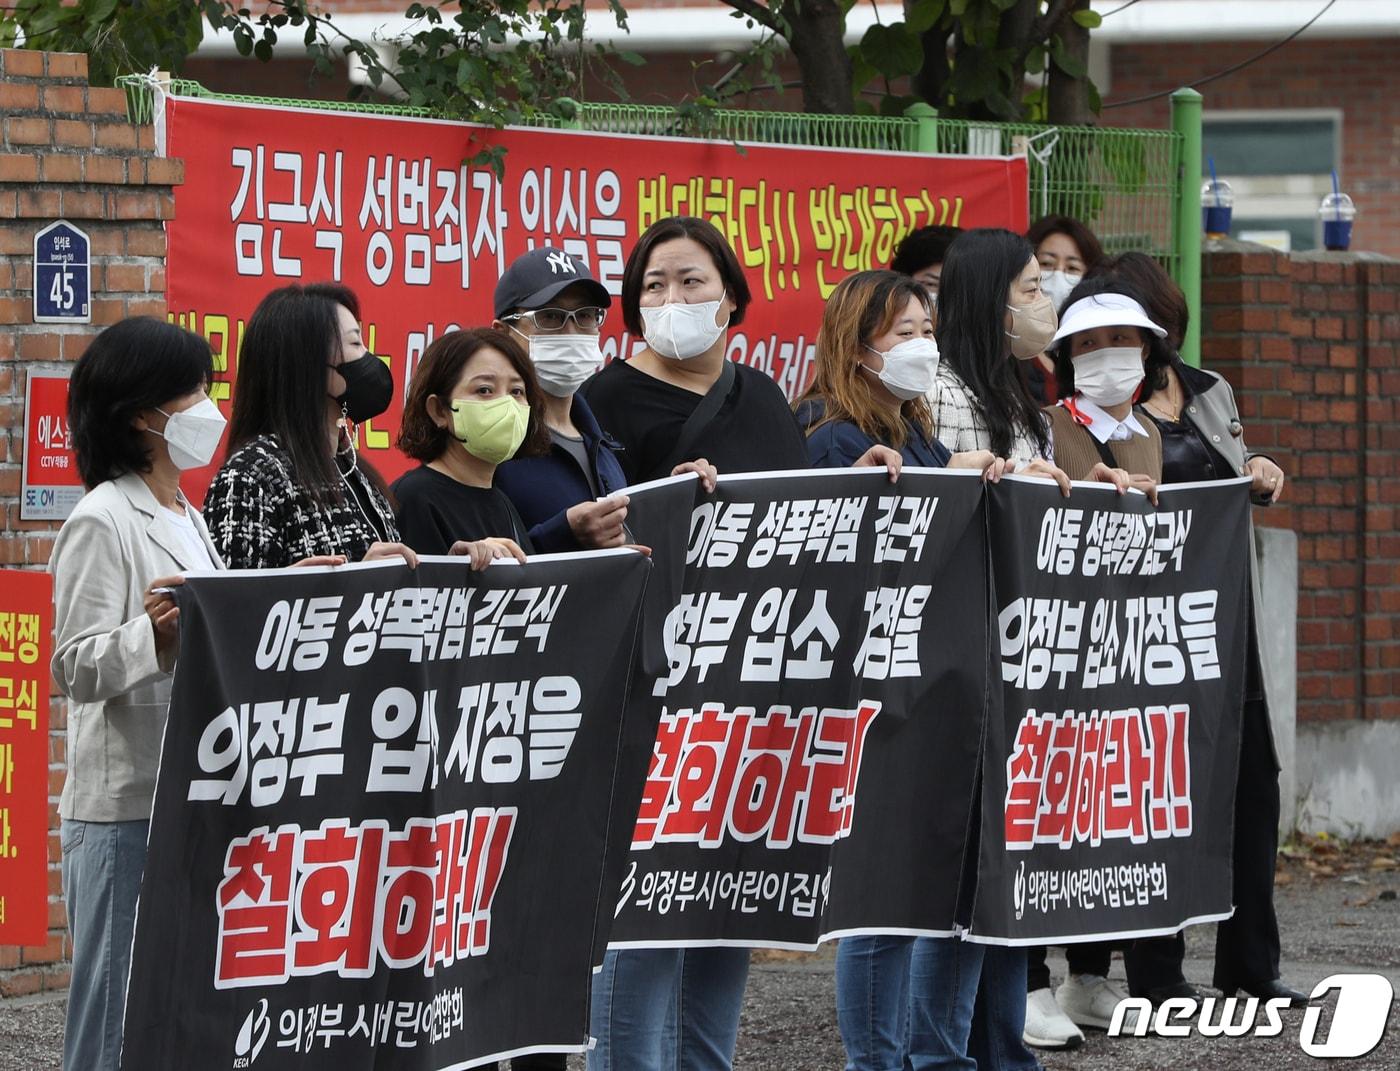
left=503, top=306, right=607, bottom=332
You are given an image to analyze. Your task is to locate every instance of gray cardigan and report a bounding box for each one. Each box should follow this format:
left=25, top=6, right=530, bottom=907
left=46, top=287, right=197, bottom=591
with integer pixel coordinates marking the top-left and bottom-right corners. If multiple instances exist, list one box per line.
left=50, top=472, right=224, bottom=822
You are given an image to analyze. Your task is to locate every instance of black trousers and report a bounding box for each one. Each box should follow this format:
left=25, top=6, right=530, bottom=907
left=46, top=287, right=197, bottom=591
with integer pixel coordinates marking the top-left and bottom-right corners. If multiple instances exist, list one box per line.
left=1026, top=942, right=1113, bottom=991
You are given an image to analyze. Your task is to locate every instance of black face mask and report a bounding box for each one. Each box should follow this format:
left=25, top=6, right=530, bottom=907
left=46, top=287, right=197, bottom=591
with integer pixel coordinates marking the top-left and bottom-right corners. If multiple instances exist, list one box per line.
left=333, top=354, right=394, bottom=423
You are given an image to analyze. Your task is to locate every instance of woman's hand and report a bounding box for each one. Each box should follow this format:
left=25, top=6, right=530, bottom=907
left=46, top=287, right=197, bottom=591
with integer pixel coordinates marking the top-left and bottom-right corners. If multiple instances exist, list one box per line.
left=143, top=574, right=184, bottom=656
left=1087, top=462, right=1131, bottom=495
left=1128, top=473, right=1159, bottom=505
left=568, top=496, right=630, bottom=548
left=448, top=537, right=527, bottom=571
left=671, top=458, right=719, bottom=493
left=363, top=541, right=419, bottom=568
left=290, top=555, right=347, bottom=568
left=1246, top=455, right=1286, bottom=502
left=1017, top=458, right=1072, bottom=498
left=854, top=445, right=902, bottom=482
left=948, top=450, right=1013, bottom=484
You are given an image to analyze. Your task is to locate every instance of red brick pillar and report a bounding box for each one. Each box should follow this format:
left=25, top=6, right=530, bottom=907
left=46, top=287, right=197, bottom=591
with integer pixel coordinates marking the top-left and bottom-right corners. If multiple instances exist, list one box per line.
left=0, top=48, right=180, bottom=997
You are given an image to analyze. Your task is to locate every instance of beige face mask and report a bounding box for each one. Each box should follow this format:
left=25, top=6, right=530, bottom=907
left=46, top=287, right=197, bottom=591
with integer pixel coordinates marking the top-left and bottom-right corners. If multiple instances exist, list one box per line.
left=1006, top=293, right=1059, bottom=360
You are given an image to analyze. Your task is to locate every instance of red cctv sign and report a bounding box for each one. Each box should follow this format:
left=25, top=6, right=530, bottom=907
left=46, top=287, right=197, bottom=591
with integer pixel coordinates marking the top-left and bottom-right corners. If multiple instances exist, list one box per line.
left=21, top=371, right=83, bottom=522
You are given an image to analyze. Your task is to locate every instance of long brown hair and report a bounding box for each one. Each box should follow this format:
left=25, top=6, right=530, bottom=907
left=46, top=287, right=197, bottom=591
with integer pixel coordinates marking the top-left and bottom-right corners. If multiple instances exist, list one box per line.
left=797, top=270, right=934, bottom=449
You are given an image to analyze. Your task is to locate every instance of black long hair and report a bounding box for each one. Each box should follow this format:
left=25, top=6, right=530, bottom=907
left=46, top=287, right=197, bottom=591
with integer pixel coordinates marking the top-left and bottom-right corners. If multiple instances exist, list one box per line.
left=227, top=285, right=350, bottom=505
left=1049, top=275, right=1173, bottom=398
left=69, top=317, right=212, bottom=489
left=934, top=228, right=1049, bottom=458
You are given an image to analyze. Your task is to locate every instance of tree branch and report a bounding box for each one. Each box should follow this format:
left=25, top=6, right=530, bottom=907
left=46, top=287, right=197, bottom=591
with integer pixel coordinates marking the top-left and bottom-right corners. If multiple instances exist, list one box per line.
left=720, top=0, right=784, bottom=37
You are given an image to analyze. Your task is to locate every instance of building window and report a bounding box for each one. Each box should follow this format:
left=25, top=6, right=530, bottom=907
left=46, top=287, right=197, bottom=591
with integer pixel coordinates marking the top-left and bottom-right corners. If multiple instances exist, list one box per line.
left=1202, top=110, right=1342, bottom=252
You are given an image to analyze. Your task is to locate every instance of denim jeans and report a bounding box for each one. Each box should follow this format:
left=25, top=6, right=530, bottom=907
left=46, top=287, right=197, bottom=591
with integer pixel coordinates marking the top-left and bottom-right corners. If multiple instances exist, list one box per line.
left=588, top=947, right=751, bottom=1071
left=835, top=935, right=914, bottom=1071
left=907, top=939, right=1041, bottom=1071
left=61, top=818, right=149, bottom=1071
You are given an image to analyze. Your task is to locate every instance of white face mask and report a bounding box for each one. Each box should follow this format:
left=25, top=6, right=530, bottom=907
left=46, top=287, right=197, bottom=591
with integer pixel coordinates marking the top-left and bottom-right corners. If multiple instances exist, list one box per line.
left=1040, top=270, right=1082, bottom=314
left=153, top=397, right=226, bottom=470
left=1073, top=346, right=1146, bottom=407
left=521, top=332, right=602, bottom=398
left=640, top=299, right=729, bottom=360
left=864, top=337, right=939, bottom=400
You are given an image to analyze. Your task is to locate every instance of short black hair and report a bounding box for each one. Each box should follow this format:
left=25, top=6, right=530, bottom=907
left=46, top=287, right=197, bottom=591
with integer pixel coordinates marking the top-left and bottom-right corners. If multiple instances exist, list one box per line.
left=620, top=216, right=751, bottom=336
left=890, top=225, right=961, bottom=276
left=1049, top=275, right=1173, bottom=397
left=69, top=317, right=213, bottom=489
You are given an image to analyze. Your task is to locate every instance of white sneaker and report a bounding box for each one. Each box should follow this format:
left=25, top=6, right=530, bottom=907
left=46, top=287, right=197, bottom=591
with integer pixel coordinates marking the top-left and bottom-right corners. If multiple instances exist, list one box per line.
left=1022, top=986, right=1085, bottom=1050
left=1056, top=973, right=1134, bottom=1031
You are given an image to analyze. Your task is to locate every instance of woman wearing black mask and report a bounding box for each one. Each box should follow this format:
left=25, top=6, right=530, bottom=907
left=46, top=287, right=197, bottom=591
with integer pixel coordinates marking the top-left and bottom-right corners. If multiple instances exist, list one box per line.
left=205, top=283, right=417, bottom=570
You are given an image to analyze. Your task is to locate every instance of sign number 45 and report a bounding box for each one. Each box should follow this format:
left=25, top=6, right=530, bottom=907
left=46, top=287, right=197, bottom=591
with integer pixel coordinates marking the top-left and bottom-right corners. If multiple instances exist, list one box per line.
left=33, top=220, right=91, bottom=324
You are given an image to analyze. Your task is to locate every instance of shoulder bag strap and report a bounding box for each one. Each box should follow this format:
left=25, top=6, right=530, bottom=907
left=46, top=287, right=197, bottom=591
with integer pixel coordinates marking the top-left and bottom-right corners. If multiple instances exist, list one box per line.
left=663, top=358, right=735, bottom=475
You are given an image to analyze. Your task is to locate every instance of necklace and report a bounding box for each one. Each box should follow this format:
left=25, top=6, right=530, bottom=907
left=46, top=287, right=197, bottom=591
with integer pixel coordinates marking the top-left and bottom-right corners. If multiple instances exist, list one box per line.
left=1144, top=375, right=1184, bottom=423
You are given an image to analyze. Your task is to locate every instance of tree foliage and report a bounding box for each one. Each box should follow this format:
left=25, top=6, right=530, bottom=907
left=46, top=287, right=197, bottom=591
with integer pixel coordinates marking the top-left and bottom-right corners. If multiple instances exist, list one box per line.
left=0, top=0, right=205, bottom=86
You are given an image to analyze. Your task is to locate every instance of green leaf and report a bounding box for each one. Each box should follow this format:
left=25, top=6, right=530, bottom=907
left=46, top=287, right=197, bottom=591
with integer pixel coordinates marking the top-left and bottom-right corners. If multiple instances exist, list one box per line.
left=1072, top=9, right=1103, bottom=29
left=1025, top=43, right=1046, bottom=75
left=253, top=37, right=272, bottom=62
left=860, top=23, right=924, bottom=79
left=949, top=0, right=970, bottom=16
left=905, top=0, right=948, bottom=34
left=616, top=49, right=646, bottom=66
left=1049, top=35, right=1087, bottom=79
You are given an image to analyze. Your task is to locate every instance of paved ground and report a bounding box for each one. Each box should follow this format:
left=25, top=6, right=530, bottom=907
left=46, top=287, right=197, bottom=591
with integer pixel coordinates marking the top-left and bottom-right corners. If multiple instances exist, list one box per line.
left=3, top=836, right=1397, bottom=1070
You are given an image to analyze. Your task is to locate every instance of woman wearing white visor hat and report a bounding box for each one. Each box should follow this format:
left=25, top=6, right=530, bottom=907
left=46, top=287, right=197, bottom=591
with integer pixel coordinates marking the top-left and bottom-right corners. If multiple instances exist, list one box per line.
left=1043, top=283, right=1169, bottom=494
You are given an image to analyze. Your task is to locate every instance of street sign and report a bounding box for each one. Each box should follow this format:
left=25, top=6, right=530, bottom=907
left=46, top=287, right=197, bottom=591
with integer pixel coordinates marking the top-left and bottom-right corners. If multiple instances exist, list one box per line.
left=32, top=219, right=91, bottom=324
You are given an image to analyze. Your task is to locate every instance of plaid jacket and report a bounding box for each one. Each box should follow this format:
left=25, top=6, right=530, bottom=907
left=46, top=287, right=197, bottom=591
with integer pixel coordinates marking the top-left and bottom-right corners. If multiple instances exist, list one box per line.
left=203, top=434, right=398, bottom=570
left=928, top=363, right=1050, bottom=466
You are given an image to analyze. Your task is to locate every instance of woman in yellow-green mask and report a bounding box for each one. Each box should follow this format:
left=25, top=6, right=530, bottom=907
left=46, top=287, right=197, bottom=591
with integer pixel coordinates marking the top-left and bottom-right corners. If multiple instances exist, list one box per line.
left=392, top=328, right=549, bottom=560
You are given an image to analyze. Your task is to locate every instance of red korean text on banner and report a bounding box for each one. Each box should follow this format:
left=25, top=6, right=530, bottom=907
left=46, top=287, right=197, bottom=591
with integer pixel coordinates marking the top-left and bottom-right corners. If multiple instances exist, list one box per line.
left=21, top=372, right=82, bottom=523
left=0, top=569, right=52, bottom=946
left=163, top=96, right=1030, bottom=506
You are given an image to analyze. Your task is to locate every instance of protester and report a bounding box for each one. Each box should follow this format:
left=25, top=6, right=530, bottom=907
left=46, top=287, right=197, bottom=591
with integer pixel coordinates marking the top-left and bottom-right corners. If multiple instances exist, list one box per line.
left=1092, top=252, right=1300, bottom=1008
left=392, top=328, right=539, bottom=564
left=890, top=223, right=962, bottom=297
left=581, top=216, right=897, bottom=1071
left=1043, top=281, right=1167, bottom=488
left=795, top=268, right=1044, bottom=1070
left=491, top=246, right=715, bottom=550
left=50, top=318, right=226, bottom=1071
left=203, top=284, right=417, bottom=570
left=1024, top=215, right=1106, bottom=404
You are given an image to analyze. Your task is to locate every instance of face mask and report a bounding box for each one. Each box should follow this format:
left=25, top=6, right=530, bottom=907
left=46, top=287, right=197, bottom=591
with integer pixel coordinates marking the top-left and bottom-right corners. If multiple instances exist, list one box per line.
left=333, top=353, right=394, bottom=422
left=640, top=299, right=729, bottom=360
left=450, top=395, right=530, bottom=465
left=522, top=332, right=602, bottom=398
left=1073, top=346, right=1146, bottom=407
left=152, top=398, right=226, bottom=470
left=1005, top=293, right=1059, bottom=360
left=863, top=337, right=939, bottom=401
left=1040, top=270, right=1082, bottom=314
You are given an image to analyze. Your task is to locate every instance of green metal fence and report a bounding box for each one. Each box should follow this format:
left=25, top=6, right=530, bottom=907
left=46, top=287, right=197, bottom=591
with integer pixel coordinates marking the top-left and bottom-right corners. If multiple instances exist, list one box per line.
left=120, top=78, right=1198, bottom=361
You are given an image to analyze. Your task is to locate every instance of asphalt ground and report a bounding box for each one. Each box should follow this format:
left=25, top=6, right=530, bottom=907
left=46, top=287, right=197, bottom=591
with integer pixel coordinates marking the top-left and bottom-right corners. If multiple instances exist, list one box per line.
left=3, top=835, right=1397, bottom=1070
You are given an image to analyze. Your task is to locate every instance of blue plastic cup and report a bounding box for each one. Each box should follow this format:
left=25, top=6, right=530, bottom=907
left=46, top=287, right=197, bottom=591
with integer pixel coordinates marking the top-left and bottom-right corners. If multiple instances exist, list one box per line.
left=1203, top=205, right=1232, bottom=238
left=1323, top=218, right=1353, bottom=251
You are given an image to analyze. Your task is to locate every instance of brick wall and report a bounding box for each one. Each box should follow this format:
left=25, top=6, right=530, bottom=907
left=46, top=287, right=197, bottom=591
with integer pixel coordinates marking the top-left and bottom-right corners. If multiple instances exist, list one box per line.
left=1200, top=240, right=1400, bottom=727
left=0, top=48, right=178, bottom=998
left=1108, top=37, right=1400, bottom=259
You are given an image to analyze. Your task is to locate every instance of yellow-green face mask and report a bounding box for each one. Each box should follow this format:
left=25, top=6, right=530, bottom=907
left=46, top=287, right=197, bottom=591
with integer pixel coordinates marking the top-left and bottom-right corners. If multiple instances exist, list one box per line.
left=449, top=395, right=529, bottom=465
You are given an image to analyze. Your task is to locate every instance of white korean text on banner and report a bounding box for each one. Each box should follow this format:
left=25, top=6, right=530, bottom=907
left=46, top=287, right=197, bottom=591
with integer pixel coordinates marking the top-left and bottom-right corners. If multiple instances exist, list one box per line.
left=970, top=476, right=1251, bottom=943
left=121, top=552, right=650, bottom=1070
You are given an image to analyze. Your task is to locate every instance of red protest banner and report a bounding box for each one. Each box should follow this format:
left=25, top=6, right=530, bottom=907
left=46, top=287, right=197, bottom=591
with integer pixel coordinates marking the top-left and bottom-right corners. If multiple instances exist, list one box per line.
left=164, top=96, right=1029, bottom=503
left=0, top=569, right=52, bottom=946
left=21, top=371, right=82, bottom=523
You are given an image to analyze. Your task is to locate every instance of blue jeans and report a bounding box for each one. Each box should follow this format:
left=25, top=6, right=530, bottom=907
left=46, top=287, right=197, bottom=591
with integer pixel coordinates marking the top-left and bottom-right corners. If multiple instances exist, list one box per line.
left=61, top=818, right=149, bottom=1071
left=907, top=940, right=1040, bottom=1071
left=836, top=935, right=914, bottom=1071
left=588, top=947, right=751, bottom=1071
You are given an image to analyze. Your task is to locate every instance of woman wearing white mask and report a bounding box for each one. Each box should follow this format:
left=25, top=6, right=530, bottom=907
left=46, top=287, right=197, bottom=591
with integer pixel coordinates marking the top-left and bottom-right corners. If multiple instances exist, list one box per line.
left=1044, top=283, right=1169, bottom=485
left=1023, top=216, right=1104, bottom=405
left=492, top=246, right=716, bottom=553
left=51, top=317, right=228, bottom=1071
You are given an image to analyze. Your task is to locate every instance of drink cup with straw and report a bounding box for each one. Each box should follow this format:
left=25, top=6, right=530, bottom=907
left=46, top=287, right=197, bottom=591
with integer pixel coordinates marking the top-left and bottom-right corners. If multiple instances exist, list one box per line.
left=1202, top=157, right=1233, bottom=239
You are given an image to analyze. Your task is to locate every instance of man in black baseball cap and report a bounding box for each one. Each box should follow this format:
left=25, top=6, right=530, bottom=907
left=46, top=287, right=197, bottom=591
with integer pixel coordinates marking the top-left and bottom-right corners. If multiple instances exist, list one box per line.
left=492, top=245, right=612, bottom=322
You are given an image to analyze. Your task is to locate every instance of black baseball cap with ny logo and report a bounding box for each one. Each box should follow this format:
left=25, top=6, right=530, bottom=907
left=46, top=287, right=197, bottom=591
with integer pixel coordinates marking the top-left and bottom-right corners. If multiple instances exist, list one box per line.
left=493, top=246, right=612, bottom=319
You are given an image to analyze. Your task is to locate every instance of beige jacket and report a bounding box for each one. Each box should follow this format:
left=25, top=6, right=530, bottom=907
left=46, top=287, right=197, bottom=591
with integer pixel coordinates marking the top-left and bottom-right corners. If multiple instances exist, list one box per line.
left=51, top=472, right=224, bottom=822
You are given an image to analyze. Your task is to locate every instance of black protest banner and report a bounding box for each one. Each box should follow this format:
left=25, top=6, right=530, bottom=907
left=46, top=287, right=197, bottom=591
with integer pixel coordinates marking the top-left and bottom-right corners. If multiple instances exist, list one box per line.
left=122, top=552, right=650, bottom=1070
left=971, top=477, right=1252, bottom=943
left=608, top=468, right=989, bottom=947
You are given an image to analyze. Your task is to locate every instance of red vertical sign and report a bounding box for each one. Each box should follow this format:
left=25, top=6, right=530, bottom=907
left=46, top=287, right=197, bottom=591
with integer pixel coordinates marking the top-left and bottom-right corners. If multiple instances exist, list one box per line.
left=0, top=569, right=53, bottom=946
